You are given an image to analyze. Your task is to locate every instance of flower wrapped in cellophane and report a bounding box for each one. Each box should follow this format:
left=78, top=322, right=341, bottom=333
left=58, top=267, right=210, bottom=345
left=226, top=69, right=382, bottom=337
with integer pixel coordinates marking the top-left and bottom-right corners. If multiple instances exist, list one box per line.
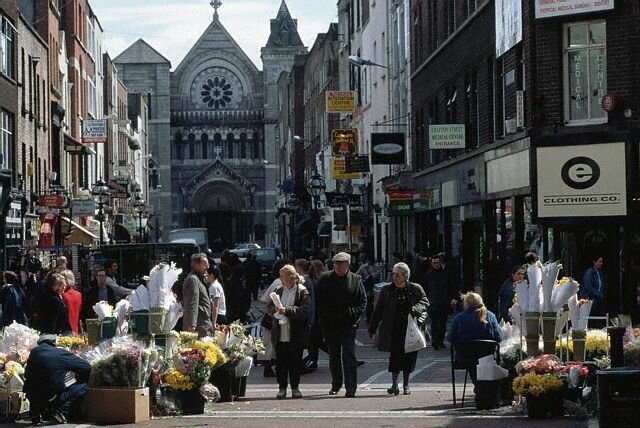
left=92, top=301, right=114, bottom=320
left=568, top=295, right=593, bottom=330
left=81, top=336, right=158, bottom=388
left=56, top=336, right=88, bottom=352
left=212, top=322, right=265, bottom=365
left=516, top=354, right=563, bottom=375
left=0, top=321, right=40, bottom=365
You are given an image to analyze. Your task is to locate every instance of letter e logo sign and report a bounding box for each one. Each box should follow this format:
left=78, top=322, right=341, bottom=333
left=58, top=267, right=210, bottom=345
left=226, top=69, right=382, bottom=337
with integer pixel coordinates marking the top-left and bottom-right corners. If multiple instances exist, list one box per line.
left=561, top=157, right=601, bottom=190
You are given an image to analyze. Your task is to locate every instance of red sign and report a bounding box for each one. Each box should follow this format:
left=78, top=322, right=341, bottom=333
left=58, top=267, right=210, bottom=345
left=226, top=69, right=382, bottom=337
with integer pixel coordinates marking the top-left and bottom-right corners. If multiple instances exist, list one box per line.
left=39, top=194, right=68, bottom=208
left=388, top=189, right=414, bottom=201
left=601, top=93, right=620, bottom=112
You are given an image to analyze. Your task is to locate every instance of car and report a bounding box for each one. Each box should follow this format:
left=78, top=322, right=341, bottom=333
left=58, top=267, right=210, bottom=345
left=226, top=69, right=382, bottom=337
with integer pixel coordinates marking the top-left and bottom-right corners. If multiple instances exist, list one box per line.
left=229, top=243, right=261, bottom=258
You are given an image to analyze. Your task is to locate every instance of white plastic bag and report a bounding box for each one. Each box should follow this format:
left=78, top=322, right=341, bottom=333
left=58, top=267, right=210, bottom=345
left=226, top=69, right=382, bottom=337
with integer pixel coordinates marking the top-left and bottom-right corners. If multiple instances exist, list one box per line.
left=404, top=314, right=426, bottom=353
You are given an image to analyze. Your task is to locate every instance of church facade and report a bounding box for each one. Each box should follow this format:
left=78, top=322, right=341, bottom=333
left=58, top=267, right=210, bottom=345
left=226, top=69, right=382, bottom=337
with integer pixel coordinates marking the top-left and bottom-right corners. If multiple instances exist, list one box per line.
left=115, top=1, right=306, bottom=249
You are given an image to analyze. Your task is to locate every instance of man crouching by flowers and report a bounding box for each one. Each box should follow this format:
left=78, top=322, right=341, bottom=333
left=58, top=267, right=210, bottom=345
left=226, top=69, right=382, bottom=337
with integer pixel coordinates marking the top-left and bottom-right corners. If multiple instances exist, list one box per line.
left=23, top=334, right=91, bottom=424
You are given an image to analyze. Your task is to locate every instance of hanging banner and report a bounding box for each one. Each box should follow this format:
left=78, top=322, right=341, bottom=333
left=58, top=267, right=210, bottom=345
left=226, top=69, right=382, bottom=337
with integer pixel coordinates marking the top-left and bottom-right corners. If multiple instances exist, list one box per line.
left=388, top=189, right=414, bottom=216
left=332, top=129, right=358, bottom=156
left=371, top=133, right=405, bottom=164
left=326, top=91, right=356, bottom=113
left=535, top=0, right=614, bottom=19
left=429, top=125, right=466, bottom=149
left=82, top=119, right=108, bottom=143
left=535, top=142, right=627, bottom=218
left=331, top=158, right=359, bottom=180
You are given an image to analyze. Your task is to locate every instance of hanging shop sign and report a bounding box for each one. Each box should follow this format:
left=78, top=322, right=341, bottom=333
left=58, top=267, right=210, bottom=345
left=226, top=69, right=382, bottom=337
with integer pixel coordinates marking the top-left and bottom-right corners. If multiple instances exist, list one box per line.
left=39, top=194, right=69, bottom=209
left=326, top=91, right=356, bottom=113
left=72, top=199, right=96, bottom=216
left=535, top=142, right=627, bottom=218
left=413, top=187, right=442, bottom=213
left=108, top=178, right=130, bottom=199
left=82, top=119, right=108, bottom=143
left=325, top=192, right=361, bottom=207
left=345, top=155, right=370, bottom=173
left=429, top=125, right=466, bottom=149
left=388, top=189, right=414, bottom=216
left=331, top=158, right=360, bottom=180
left=371, top=133, right=405, bottom=165
left=332, top=129, right=358, bottom=156
left=535, top=0, right=614, bottom=19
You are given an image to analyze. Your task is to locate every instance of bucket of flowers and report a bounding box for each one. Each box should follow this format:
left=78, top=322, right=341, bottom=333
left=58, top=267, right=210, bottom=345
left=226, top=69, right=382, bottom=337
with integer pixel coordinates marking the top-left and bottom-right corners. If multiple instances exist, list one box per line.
left=513, top=354, right=567, bottom=418
left=165, top=339, right=226, bottom=414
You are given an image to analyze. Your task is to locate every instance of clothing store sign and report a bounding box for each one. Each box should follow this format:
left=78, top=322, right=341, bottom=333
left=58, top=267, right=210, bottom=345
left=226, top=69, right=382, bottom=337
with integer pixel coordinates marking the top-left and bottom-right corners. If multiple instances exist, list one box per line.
left=536, top=142, right=627, bottom=218
left=535, top=0, right=614, bottom=19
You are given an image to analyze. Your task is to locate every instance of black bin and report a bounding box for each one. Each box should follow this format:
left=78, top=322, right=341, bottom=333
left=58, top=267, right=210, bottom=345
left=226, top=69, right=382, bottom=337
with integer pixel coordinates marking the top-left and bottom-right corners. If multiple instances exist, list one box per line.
left=475, top=380, right=502, bottom=410
left=597, top=367, right=640, bottom=428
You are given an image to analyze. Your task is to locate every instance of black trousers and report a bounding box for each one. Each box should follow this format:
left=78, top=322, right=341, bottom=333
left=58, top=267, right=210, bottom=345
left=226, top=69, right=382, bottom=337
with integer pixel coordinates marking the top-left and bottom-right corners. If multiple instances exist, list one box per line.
left=307, top=324, right=328, bottom=363
left=429, top=309, right=449, bottom=347
left=324, top=327, right=357, bottom=393
left=275, top=342, right=303, bottom=389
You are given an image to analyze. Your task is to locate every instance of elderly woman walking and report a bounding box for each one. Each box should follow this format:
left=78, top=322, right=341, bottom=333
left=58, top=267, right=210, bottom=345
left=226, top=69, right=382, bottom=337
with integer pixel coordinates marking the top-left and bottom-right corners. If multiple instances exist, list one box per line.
left=265, top=264, right=310, bottom=399
left=368, top=262, right=429, bottom=395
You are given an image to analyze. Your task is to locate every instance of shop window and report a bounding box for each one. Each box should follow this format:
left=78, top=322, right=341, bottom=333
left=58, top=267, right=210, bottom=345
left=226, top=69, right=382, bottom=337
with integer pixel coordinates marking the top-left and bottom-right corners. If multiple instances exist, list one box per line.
left=0, top=110, right=13, bottom=170
left=564, top=21, right=607, bottom=124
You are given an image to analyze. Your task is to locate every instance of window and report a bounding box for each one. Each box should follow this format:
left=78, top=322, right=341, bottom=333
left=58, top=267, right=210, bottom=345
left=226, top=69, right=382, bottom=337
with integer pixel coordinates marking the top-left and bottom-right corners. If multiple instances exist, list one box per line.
left=87, top=75, right=96, bottom=117
left=1, top=15, right=15, bottom=78
left=564, top=21, right=607, bottom=123
left=1, top=111, right=14, bottom=170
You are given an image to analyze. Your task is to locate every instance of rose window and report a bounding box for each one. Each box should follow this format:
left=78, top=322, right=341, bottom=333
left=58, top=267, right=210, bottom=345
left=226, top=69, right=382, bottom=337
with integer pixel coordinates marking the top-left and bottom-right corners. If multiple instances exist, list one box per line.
left=200, top=76, right=233, bottom=109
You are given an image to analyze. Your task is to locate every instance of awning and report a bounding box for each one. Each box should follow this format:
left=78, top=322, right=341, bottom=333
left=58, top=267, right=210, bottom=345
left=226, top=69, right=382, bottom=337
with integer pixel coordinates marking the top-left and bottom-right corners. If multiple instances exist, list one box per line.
left=64, top=134, right=97, bottom=155
left=62, top=216, right=99, bottom=246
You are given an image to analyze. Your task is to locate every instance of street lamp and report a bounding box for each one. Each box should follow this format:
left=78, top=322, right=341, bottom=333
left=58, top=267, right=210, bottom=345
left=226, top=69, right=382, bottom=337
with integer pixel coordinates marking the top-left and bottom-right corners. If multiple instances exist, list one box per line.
left=348, top=55, right=388, bottom=69
left=133, top=194, right=146, bottom=243
left=305, top=172, right=326, bottom=257
left=91, top=178, right=110, bottom=245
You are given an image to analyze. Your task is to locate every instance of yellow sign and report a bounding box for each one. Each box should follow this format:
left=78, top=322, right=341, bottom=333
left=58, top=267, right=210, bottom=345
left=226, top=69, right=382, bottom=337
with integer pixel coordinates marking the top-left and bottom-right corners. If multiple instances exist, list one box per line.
left=326, top=91, right=356, bottom=113
left=332, top=158, right=360, bottom=180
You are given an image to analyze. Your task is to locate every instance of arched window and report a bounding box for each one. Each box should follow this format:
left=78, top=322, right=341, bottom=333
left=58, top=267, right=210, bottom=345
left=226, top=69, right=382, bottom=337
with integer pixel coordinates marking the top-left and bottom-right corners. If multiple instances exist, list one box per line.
left=188, top=133, right=196, bottom=159
left=214, top=133, right=222, bottom=158
left=201, top=133, right=209, bottom=159
left=240, top=133, right=247, bottom=159
left=226, top=133, right=234, bottom=159
left=253, top=132, right=261, bottom=159
left=174, top=132, right=183, bottom=159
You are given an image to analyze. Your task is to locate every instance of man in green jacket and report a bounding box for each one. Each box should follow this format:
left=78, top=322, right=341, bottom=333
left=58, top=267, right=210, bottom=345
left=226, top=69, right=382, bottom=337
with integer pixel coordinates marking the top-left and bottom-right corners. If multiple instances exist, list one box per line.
left=317, top=252, right=367, bottom=398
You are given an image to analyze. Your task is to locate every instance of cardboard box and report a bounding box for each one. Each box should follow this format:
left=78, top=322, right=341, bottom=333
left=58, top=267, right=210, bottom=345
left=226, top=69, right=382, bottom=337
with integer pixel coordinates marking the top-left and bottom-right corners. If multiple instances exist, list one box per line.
left=86, top=387, right=150, bottom=423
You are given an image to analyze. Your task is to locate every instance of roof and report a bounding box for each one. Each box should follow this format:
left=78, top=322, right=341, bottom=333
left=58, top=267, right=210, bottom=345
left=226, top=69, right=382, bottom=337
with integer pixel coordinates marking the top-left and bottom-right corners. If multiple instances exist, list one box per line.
left=113, top=39, right=171, bottom=66
left=265, top=0, right=304, bottom=48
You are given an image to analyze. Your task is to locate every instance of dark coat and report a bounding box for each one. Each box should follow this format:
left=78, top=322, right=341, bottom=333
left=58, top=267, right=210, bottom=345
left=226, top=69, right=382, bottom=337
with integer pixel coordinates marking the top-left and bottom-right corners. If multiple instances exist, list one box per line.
left=0, top=283, right=29, bottom=327
left=81, top=285, right=116, bottom=321
left=317, top=270, right=367, bottom=330
left=41, top=291, right=71, bottom=334
left=23, top=341, right=91, bottom=405
left=266, top=283, right=311, bottom=348
left=368, top=282, right=429, bottom=352
left=423, top=267, right=458, bottom=311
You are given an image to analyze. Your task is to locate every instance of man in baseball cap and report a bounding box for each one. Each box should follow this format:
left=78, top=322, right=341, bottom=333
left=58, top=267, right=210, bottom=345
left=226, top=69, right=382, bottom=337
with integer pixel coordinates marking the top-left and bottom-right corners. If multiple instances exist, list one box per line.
left=317, top=252, right=367, bottom=398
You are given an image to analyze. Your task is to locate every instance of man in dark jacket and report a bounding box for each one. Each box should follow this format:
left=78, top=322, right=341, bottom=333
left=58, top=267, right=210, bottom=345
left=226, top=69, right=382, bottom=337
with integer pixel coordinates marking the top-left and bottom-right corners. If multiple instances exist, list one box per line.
left=317, top=252, right=367, bottom=398
left=423, top=255, right=459, bottom=350
left=183, top=253, right=213, bottom=337
left=24, top=334, right=91, bottom=423
left=81, top=268, right=116, bottom=321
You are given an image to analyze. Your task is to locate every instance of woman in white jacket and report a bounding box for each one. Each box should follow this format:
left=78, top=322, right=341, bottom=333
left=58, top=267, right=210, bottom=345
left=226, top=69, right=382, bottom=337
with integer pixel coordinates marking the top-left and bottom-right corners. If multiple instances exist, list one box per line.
left=259, top=258, right=289, bottom=377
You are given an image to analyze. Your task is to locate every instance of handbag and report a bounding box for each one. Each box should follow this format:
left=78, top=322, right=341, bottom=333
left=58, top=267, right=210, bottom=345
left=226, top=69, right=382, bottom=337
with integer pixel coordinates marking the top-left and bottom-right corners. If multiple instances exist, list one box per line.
left=260, top=313, right=273, bottom=330
left=404, top=314, right=427, bottom=353
left=416, top=310, right=432, bottom=341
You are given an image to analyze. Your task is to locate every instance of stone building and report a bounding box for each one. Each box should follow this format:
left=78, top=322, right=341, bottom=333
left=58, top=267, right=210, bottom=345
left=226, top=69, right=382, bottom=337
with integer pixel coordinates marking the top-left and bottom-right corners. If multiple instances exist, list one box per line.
left=116, top=0, right=307, bottom=248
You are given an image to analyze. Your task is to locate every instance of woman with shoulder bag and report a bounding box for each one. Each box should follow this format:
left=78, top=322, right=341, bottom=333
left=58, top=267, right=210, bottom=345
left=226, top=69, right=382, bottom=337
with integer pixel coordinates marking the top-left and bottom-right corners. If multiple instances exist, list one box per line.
left=266, top=264, right=310, bottom=399
left=368, top=262, right=429, bottom=395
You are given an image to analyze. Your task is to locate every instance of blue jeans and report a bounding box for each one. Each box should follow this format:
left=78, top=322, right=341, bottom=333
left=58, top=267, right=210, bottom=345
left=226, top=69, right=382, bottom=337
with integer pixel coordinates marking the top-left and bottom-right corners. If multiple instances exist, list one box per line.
left=324, top=327, right=357, bottom=393
left=56, top=383, right=87, bottom=419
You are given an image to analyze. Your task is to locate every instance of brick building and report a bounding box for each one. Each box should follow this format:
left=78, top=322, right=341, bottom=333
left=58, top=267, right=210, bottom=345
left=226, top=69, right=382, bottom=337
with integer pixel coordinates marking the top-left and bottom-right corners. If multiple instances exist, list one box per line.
left=0, top=0, right=19, bottom=266
left=407, top=0, right=640, bottom=314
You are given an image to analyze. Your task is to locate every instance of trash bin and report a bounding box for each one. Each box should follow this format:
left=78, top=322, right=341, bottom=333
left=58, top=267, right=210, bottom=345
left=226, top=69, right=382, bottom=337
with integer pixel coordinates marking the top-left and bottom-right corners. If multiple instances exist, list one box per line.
left=475, top=380, right=502, bottom=410
left=598, top=367, right=640, bottom=428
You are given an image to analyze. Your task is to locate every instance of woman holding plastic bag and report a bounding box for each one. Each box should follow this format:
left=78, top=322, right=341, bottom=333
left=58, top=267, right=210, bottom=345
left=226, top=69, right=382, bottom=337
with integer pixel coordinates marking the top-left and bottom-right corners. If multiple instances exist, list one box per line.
left=368, top=262, right=429, bottom=395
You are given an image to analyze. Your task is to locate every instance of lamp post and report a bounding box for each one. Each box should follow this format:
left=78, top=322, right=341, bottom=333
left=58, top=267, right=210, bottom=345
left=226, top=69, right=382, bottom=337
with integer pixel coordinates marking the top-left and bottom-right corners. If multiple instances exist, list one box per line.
left=306, top=172, right=326, bottom=256
left=91, top=179, right=110, bottom=246
left=133, top=194, right=146, bottom=243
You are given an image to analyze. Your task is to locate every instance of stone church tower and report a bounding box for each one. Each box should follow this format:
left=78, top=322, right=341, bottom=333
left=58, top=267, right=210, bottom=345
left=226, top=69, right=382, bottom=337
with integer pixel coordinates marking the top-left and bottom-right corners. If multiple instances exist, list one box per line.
left=117, top=0, right=306, bottom=249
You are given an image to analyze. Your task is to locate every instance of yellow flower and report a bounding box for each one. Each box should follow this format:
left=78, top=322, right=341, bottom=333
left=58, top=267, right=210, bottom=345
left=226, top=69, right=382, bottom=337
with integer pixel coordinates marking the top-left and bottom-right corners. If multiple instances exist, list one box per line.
left=56, top=336, right=87, bottom=348
left=558, top=277, right=570, bottom=285
left=5, top=361, right=25, bottom=379
left=512, top=372, right=563, bottom=397
left=192, top=340, right=227, bottom=368
left=165, top=370, right=194, bottom=391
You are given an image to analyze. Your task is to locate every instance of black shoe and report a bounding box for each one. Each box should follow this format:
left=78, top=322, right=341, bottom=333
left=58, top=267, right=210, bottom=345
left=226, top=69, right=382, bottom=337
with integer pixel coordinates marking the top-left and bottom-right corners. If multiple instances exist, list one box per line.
left=329, top=388, right=340, bottom=395
left=357, top=360, right=365, bottom=367
left=345, top=391, right=356, bottom=398
left=403, top=386, right=411, bottom=395
left=387, top=385, right=399, bottom=395
left=276, top=388, right=287, bottom=399
left=263, top=366, right=276, bottom=377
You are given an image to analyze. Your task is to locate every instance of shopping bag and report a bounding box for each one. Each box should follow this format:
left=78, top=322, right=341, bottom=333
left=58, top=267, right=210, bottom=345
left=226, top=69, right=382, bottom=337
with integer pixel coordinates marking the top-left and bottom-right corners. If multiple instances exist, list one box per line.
left=404, top=314, right=427, bottom=353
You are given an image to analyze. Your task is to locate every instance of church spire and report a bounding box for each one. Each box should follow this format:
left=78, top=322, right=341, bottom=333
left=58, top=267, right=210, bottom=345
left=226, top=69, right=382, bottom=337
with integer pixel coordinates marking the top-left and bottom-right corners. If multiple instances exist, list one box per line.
left=210, top=0, right=222, bottom=21
left=265, top=0, right=304, bottom=48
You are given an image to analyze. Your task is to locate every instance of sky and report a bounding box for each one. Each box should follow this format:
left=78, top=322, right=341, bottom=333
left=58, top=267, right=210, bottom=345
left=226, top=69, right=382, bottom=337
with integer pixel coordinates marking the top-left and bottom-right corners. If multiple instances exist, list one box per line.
left=90, top=0, right=339, bottom=70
